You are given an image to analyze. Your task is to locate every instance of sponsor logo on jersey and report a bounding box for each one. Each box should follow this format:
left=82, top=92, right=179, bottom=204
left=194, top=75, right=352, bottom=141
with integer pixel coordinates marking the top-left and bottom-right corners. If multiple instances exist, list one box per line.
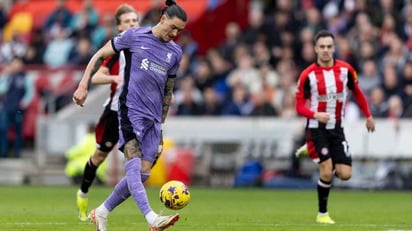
left=140, top=58, right=167, bottom=75
left=317, top=93, right=345, bottom=101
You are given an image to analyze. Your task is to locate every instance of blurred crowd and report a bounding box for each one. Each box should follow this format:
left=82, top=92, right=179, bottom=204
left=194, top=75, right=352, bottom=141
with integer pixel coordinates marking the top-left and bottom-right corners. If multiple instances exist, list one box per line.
left=1, top=0, right=412, bottom=157
left=171, top=0, right=412, bottom=119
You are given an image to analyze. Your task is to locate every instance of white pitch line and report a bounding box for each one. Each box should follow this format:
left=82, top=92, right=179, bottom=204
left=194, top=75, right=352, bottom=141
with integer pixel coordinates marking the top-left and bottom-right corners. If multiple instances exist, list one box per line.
left=0, top=222, right=89, bottom=226
left=216, top=223, right=412, bottom=228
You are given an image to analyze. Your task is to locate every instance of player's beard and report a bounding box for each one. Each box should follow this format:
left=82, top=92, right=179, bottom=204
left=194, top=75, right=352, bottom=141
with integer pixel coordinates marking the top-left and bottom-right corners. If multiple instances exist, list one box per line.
left=319, top=53, right=333, bottom=66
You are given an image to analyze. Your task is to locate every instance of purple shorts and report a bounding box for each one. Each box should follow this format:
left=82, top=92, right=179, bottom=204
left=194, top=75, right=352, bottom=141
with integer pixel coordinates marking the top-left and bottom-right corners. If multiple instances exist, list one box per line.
left=118, top=113, right=161, bottom=163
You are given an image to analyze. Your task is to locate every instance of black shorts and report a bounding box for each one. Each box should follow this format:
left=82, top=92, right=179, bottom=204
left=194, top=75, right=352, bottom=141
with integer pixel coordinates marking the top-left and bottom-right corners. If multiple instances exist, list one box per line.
left=305, top=127, right=352, bottom=166
left=95, top=107, right=119, bottom=153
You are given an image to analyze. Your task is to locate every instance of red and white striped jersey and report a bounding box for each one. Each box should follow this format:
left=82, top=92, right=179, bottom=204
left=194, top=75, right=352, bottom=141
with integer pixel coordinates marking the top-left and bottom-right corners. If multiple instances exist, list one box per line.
left=295, top=59, right=370, bottom=129
left=102, top=52, right=125, bottom=111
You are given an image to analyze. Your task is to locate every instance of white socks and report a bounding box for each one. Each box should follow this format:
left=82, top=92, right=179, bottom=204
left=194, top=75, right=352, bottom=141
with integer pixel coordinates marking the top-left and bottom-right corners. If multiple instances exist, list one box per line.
left=96, top=204, right=110, bottom=218
left=145, top=211, right=158, bottom=225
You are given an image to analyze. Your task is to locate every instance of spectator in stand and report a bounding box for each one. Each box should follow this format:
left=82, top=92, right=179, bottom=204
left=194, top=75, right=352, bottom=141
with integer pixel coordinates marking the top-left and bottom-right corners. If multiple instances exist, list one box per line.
left=43, top=0, right=73, bottom=42
left=219, top=22, right=242, bottom=64
left=358, top=59, right=382, bottom=97
left=400, top=60, right=412, bottom=117
left=0, top=30, right=27, bottom=64
left=43, top=27, right=73, bottom=68
left=379, top=13, right=399, bottom=45
left=200, top=86, right=223, bottom=116
left=68, top=36, right=94, bottom=66
left=249, top=64, right=278, bottom=109
left=177, top=31, right=198, bottom=58
left=381, top=34, right=408, bottom=74
left=387, top=94, right=403, bottom=119
left=175, top=87, right=204, bottom=116
left=23, top=28, right=46, bottom=65
left=302, top=7, right=324, bottom=34
left=297, top=27, right=316, bottom=69
left=204, top=48, right=231, bottom=97
left=252, top=40, right=271, bottom=68
left=192, top=59, right=214, bottom=92
left=241, top=6, right=265, bottom=46
left=381, top=63, right=402, bottom=98
left=273, top=59, right=298, bottom=111
left=0, top=57, right=34, bottom=158
left=174, top=75, right=203, bottom=115
left=140, top=0, right=162, bottom=27
left=347, top=12, right=380, bottom=61
left=355, top=41, right=378, bottom=69
left=298, top=42, right=316, bottom=71
left=369, top=87, right=388, bottom=118
left=91, top=12, right=116, bottom=50
left=335, top=34, right=358, bottom=69
left=226, top=53, right=260, bottom=94
left=399, top=3, right=412, bottom=41
left=278, top=91, right=296, bottom=119
left=249, top=90, right=278, bottom=117
left=70, top=0, right=99, bottom=38
left=223, top=84, right=252, bottom=116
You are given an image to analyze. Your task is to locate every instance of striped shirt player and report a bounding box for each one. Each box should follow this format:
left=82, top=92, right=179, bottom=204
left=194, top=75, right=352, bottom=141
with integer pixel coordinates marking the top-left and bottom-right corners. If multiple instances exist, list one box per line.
left=295, top=30, right=375, bottom=225
left=295, top=59, right=371, bottom=163
left=95, top=54, right=123, bottom=152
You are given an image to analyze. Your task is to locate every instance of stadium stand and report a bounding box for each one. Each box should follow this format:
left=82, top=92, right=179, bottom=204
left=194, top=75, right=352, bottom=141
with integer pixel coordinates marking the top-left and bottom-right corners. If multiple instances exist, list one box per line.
left=2, top=0, right=412, bottom=187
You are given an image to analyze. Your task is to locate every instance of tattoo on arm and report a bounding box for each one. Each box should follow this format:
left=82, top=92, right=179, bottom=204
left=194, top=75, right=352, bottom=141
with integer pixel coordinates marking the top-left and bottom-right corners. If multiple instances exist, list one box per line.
left=90, top=57, right=105, bottom=80
left=162, top=77, right=175, bottom=123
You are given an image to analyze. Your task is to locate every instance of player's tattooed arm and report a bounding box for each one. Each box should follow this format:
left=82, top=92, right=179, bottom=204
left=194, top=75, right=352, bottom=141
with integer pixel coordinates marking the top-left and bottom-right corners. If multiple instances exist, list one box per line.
left=89, top=56, right=105, bottom=83
left=162, top=77, right=175, bottom=123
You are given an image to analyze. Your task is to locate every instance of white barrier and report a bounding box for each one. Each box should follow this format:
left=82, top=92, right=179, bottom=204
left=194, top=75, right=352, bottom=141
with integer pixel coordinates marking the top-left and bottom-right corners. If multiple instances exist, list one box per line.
left=36, top=117, right=412, bottom=160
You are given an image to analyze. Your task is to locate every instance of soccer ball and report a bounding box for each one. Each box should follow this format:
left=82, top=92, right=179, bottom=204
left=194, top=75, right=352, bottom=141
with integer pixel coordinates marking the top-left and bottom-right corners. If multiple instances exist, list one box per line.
left=159, top=180, right=190, bottom=210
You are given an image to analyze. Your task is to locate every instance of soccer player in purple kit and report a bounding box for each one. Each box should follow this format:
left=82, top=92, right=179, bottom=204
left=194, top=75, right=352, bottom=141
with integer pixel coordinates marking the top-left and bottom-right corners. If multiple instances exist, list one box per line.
left=72, top=0, right=187, bottom=230
left=75, top=4, right=139, bottom=222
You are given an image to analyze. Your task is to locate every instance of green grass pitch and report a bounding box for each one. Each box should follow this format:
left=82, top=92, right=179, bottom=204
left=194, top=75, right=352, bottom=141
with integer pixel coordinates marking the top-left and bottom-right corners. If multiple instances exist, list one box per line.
left=0, top=185, right=411, bottom=231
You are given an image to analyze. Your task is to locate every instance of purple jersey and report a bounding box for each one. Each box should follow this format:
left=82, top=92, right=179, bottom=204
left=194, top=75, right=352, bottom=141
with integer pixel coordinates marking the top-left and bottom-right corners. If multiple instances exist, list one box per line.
left=111, top=27, right=182, bottom=122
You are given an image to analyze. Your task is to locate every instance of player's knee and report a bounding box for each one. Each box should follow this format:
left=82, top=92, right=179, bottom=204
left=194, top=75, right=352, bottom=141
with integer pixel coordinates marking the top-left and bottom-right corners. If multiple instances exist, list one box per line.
left=320, top=171, right=334, bottom=182
left=123, top=139, right=142, bottom=160
left=92, top=151, right=109, bottom=165
left=337, top=171, right=352, bottom=181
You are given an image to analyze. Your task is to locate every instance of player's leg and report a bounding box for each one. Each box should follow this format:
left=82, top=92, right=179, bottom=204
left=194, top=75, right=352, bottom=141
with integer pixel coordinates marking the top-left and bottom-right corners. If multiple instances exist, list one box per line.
left=129, top=119, right=179, bottom=230
left=89, top=169, right=155, bottom=230
left=77, top=109, right=118, bottom=221
left=307, top=128, right=335, bottom=224
left=331, top=129, right=352, bottom=181
left=295, top=143, right=308, bottom=158
left=316, top=159, right=335, bottom=224
left=334, top=164, right=352, bottom=180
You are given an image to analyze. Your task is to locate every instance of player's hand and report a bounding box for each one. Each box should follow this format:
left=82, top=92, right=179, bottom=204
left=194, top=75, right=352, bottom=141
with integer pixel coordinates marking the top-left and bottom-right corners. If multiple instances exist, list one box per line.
left=314, top=112, right=330, bottom=123
left=72, top=85, right=88, bottom=107
left=112, top=75, right=123, bottom=85
left=366, top=116, right=375, bottom=132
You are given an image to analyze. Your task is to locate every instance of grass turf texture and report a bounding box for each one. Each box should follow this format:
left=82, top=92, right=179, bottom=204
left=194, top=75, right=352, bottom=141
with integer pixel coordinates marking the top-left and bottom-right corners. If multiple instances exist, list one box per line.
left=0, top=186, right=411, bottom=231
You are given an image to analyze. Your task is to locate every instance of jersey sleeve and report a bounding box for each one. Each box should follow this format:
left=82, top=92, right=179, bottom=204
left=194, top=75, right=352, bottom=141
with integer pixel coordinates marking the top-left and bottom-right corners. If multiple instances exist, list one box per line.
left=295, top=70, right=315, bottom=119
left=347, top=67, right=372, bottom=118
left=111, top=28, right=136, bottom=53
